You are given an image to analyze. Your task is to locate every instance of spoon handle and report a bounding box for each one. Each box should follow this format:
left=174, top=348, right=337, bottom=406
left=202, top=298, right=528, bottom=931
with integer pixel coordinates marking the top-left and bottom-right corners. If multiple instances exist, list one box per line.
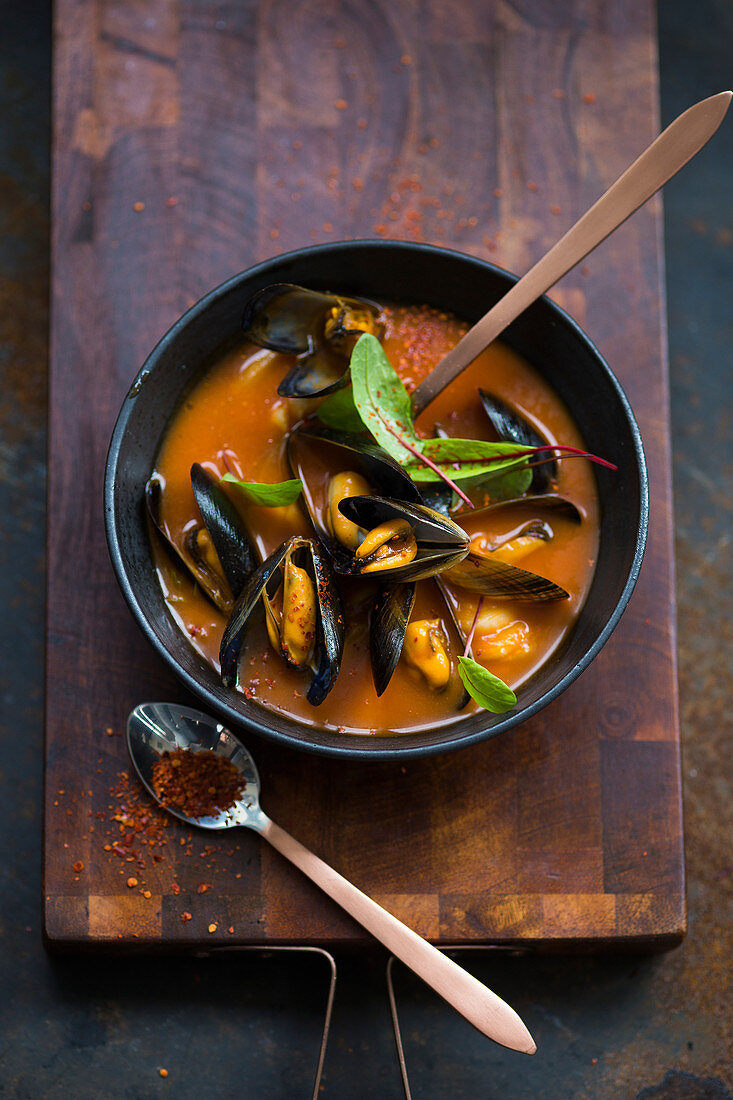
left=259, top=816, right=535, bottom=1054
left=411, top=90, right=732, bottom=416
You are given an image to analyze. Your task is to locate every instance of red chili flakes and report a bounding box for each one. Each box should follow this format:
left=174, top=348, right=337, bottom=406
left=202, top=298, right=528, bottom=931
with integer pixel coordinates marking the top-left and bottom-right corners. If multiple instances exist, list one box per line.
left=159, top=1068, right=169, bottom=1078
left=352, top=177, right=363, bottom=191
left=400, top=54, right=412, bottom=65
left=526, top=180, right=538, bottom=192
left=126, top=877, right=138, bottom=888
left=72, top=860, right=84, bottom=873
left=550, top=205, right=562, bottom=215
left=104, top=770, right=171, bottom=871
left=197, top=883, right=211, bottom=894
left=208, top=922, right=218, bottom=934
left=493, top=188, right=503, bottom=198
left=133, top=201, right=145, bottom=212
left=583, top=92, right=596, bottom=104
left=322, top=222, right=333, bottom=233
left=335, top=99, right=348, bottom=110
left=269, top=228, right=279, bottom=240
left=142, top=890, right=152, bottom=899
left=181, top=911, right=192, bottom=923
left=152, top=749, right=246, bottom=820
left=166, top=195, right=178, bottom=207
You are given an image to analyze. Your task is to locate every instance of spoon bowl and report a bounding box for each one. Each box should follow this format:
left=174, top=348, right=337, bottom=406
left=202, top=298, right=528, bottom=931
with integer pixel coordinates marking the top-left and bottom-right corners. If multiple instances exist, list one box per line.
left=126, top=700, right=536, bottom=1054
left=127, top=701, right=265, bottom=830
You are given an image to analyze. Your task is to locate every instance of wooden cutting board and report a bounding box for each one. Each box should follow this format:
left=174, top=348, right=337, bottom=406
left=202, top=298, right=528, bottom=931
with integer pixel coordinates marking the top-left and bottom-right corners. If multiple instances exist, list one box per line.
left=45, top=0, right=684, bottom=950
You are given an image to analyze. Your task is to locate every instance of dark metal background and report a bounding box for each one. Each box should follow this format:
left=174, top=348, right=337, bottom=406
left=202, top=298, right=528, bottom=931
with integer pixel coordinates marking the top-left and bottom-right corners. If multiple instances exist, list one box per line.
left=0, top=1, right=730, bottom=1095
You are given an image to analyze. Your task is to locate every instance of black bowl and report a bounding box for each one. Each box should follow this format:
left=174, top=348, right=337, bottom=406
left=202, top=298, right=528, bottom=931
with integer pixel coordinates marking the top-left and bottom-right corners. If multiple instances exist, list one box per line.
left=104, top=241, right=648, bottom=761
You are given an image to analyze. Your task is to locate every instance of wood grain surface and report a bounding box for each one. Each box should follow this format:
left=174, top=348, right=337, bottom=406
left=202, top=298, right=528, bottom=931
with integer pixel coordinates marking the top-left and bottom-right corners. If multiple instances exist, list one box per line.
left=45, top=0, right=683, bottom=950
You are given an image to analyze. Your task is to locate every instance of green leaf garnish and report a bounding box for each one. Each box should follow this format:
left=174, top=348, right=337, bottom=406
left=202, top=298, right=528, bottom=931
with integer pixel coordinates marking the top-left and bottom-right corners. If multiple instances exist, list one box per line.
left=407, top=437, right=531, bottom=483
left=317, top=386, right=365, bottom=432
left=221, top=474, right=303, bottom=506
left=478, top=466, right=533, bottom=500
left=457, top=656, right=517, bottom=713
left=346, top=334, right=533, bottom=508
left=350, top=333, right=420, bottom=463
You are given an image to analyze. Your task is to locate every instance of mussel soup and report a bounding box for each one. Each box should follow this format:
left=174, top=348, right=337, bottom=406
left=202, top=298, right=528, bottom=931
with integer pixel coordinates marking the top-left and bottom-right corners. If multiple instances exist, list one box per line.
left=148, top=289, right=601, bottom=736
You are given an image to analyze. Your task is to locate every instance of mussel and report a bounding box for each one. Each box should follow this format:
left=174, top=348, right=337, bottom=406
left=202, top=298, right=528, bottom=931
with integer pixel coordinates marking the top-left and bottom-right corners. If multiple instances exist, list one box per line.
left=468, top=519, right=553, bottom=566
left=146, top=465, right=257, bottom=614
left=470, top=605, right=531, bottom=662
left=443, top=551, right=569, bottom=601
left=327, top=471, right=372, bottom=549
left=287, top=422, right=423, bottom=570
left=337, top=495, right=470, bottom=583
left=345, top=500, right=469, bottom=698
left=368, top=580, right=468, bottom=707
left=369, top=582, right=416, bottom=697
left=402, top=618, right=452, bottom=690
left=478, top=389, right=557, bottom=493
left=440, top=494, right=579, bottom=599
left=242, top=284, right=384, bottom=398
left=220, top=536, right=344, bottom=706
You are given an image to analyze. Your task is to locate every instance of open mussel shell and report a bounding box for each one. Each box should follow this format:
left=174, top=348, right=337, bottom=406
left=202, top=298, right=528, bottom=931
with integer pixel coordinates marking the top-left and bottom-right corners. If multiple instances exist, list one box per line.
left=443, top=552, right=569, bottom=601
left=287, top=422, right=423, bottom=568
left=370, top=582, right=416, bottom=697
left=475, top=518, right=553, bottom=550
left=242, top=284, right=384, bottom=398
left=277, top=348, right=348, bottom=398
left=146, top=472, right=255, bottom=615
left=219, top=535, right=344, bottom=706
left=479, top=388, right=557, bottom=493
left=338, top=495, right=469, bottom=582
left=190, top=463, right=257, bottom=596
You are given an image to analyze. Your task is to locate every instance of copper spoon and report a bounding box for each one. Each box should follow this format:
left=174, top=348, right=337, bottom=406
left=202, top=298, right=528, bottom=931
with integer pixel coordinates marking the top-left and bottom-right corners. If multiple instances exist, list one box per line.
left=411, top=90, right=732, bottom=415
left=127, top=701, right=536, bottom=1055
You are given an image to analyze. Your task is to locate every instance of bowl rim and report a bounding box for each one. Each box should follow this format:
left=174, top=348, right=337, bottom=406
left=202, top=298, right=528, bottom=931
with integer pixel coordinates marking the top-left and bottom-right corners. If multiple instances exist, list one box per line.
left=104, top=238, right=649, bottom=760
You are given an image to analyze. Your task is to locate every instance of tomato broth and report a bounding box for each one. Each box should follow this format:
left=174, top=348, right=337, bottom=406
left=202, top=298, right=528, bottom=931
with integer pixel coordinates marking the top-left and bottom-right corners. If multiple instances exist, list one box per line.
left=150, top=303, right=599, bottom=735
